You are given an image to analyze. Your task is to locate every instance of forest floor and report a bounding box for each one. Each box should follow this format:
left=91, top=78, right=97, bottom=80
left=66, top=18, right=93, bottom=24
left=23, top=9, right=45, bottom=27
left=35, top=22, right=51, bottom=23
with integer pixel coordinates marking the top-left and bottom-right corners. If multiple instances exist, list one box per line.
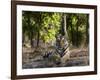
left=22, top=47, right=89, bottom=69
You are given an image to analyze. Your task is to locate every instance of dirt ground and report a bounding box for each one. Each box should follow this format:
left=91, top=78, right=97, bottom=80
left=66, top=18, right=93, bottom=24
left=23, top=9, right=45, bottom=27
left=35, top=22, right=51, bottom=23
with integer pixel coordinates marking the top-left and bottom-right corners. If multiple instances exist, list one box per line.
left=22, top=47, right=89, bottom=69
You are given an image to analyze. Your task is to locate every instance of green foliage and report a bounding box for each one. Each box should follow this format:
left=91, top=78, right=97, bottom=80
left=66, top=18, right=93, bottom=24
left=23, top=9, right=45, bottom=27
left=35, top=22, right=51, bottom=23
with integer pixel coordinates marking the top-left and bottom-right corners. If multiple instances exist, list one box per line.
left=22, top=11, right=89, bottom=48
left=66, top=13, right=89, bottom=47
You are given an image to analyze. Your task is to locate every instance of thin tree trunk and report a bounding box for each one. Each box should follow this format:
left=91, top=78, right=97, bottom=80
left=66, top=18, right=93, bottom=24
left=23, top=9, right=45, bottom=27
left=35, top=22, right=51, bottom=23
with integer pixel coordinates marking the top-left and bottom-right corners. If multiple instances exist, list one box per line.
left=61, top=17, right=64, bottom=36
left=37, top=31, right=40, bottom=47
left=27, top=13, right=33, bottom=48
left=36, top=13, right=41, bottom=47
left=76, top=16, right=79, bottom=47
left=76, top=25, right=79, bottom=47
left=63, top=14, right=68, bottom=40
left=70, top=20, right=74, bottom=45
left=30, top=31, right=33, bottom=48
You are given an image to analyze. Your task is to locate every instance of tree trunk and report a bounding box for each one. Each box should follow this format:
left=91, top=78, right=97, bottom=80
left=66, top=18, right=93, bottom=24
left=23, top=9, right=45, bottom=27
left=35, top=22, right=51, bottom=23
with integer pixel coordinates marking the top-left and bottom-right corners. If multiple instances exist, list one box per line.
left=76, top=16, right=79, bottom=47
left=30, top=31, right=34, bottom=48
left=70, top=20, right=74, bottom=45
left=37, top=31, right=40, bottom=47
left=63, top=14, right=68, bottom=40
left=60, top=17, right=64, bottom=36
left=27, top=13, right=33, bottom=48
left=36, top=13, right=42, bottom=47
left=76, top=25, right=79, bottom=47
